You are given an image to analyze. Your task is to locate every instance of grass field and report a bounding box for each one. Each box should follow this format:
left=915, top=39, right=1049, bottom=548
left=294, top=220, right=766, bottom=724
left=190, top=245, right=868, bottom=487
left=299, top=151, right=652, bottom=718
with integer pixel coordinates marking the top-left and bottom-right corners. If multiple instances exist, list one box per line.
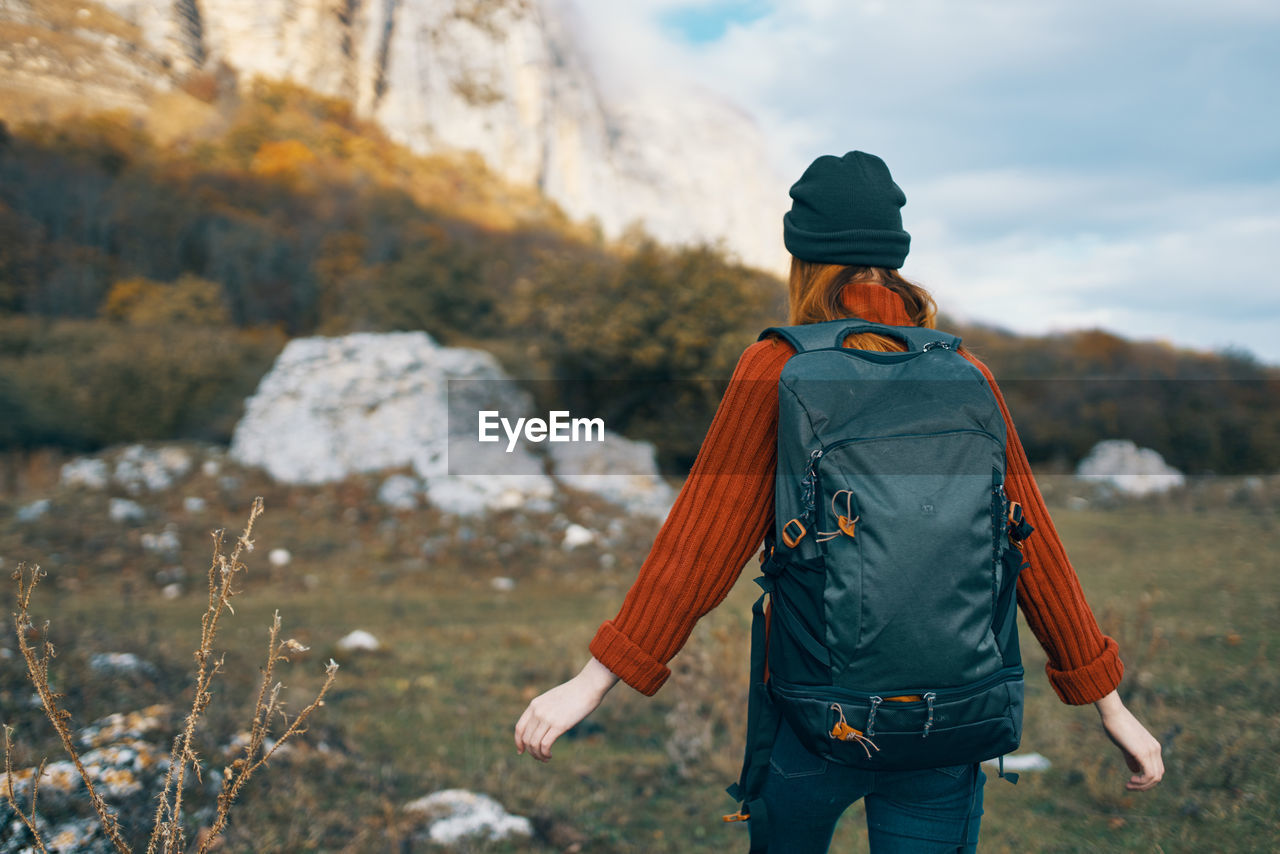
left=1, top=453, right=1277, bottom=852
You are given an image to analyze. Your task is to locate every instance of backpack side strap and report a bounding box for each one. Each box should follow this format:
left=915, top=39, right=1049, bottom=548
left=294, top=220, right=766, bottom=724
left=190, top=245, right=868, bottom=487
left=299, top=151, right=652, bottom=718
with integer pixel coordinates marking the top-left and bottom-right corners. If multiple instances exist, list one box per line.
left=725, top=588, right=782, bottom=852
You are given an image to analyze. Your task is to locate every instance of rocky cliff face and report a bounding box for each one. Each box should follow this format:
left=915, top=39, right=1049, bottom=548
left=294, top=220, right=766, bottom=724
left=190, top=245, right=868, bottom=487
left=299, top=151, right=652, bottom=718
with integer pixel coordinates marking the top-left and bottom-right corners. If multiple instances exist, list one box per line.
left=1, top=0, right=787, bottom=272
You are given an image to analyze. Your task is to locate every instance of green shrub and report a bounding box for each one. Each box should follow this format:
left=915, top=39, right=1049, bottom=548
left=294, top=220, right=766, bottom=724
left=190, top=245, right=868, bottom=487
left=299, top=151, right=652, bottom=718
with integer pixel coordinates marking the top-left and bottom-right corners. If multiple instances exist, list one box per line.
left=100, top=273, right=232, bottom=326
left=499, top=239, right=785, bottom=470
left=0, top=317, right=285, bottom=449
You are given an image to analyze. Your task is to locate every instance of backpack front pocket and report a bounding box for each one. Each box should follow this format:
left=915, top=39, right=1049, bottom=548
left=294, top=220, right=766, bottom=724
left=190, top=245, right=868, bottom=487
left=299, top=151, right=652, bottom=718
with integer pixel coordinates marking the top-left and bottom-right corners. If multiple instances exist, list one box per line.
left=815, top=430, right=1004, bottom=688
left=771, top=667, right=1024, bottom=772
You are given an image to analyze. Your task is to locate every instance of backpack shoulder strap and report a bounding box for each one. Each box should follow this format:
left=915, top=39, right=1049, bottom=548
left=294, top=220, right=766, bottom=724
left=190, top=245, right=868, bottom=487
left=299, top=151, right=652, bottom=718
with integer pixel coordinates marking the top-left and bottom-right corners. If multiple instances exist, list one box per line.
left=759, top=317, right=962, bottom=354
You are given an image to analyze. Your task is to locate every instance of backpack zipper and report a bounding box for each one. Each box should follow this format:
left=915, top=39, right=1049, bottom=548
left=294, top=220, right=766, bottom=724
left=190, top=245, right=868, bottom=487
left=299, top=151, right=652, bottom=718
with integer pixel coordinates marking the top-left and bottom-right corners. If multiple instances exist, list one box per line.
left=801, top=448, right=823, bottom=523
left=770, top=664, right=1024, bottom=708
left=817, top=428, right=1002, bottom=457
left=807, top=429, right=1002, bottom=531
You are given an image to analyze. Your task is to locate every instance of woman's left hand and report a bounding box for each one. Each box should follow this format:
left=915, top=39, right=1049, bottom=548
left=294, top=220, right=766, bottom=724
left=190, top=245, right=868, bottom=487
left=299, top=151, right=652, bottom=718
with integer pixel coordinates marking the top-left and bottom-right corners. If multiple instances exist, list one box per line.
left=515, top=657, right=619, bottom=762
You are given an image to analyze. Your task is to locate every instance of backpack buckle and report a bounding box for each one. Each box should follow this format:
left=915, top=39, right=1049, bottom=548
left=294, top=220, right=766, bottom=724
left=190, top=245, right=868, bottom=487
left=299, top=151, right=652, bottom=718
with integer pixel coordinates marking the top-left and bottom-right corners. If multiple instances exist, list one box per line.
left=1006, top=501, right=1034, bottom=547
left=781, top=518, right=807, bottom=549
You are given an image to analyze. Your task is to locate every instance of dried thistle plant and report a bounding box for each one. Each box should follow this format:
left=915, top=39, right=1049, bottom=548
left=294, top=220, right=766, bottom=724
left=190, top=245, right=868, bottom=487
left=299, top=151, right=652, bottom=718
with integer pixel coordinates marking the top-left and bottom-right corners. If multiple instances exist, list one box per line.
left=8, top=562, right=130, bottom=853
left=4, top=722, right=52, bottom=854
left=4, top=497, right=339, bottom=853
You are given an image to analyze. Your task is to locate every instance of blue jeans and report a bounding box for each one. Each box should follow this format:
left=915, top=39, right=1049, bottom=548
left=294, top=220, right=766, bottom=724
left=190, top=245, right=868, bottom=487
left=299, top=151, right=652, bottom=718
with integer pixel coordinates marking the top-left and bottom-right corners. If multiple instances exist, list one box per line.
left=761, top=718, right=986, bottom=853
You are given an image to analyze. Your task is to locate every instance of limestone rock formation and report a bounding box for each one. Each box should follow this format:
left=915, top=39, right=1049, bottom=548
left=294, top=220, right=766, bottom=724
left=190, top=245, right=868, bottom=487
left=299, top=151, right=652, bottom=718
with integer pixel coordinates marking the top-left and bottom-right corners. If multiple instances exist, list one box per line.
left=229, top=331, right=673, bottom=516
left=2, top=0, right=787, bottom=273
left=0, top=0, right=177, bottom=113
left=229, top=331, right=556, bottom=515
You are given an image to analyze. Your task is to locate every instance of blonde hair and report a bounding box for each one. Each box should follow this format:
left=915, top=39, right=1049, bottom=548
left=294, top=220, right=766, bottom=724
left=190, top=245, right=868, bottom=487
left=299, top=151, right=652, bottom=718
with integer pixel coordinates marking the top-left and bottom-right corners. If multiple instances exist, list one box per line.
left=787, top=258, right=938, bottom=351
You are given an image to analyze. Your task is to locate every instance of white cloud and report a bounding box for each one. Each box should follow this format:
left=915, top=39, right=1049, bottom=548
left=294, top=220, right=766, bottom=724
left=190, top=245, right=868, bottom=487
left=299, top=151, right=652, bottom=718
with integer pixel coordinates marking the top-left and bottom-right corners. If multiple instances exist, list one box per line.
left=914, top=205, right=1280, bottom=361
left=569, top=0, right=1280, bottom=362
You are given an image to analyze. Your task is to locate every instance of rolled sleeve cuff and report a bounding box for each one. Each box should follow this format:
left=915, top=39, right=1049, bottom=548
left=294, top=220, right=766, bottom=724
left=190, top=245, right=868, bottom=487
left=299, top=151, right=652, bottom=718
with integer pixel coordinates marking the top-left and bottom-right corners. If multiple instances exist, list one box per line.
left=1045, top=635, right=1125, bottom=705
left=589, top=620, right=670, bottom=697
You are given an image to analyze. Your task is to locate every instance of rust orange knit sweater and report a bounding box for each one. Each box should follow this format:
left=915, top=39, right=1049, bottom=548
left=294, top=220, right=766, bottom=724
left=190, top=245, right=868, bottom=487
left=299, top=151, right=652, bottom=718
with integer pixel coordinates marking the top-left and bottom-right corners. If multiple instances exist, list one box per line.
left=589, top=283, right=1124, bottom=705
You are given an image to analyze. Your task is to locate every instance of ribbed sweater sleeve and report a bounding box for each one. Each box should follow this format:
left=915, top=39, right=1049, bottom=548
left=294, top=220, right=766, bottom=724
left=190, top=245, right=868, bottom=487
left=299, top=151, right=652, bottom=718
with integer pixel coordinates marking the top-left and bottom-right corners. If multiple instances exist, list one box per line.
left=961, top=350, right=1125, bottom=704
left=589, top=338, right=791, bottom=696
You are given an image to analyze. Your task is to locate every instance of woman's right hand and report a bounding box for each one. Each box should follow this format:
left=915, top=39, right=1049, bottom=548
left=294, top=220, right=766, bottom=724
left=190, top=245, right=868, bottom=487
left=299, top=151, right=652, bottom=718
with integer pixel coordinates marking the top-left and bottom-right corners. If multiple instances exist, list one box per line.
left=514, top=657, right=619, bottom=762
left=1095, top=690, right=1164, bottom=791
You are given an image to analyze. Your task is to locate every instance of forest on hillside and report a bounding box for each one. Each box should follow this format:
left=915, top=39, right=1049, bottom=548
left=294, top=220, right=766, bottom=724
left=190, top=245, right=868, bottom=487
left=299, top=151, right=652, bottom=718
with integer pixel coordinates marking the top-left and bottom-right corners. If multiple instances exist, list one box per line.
left=0, top=79, right=1276, bottom=474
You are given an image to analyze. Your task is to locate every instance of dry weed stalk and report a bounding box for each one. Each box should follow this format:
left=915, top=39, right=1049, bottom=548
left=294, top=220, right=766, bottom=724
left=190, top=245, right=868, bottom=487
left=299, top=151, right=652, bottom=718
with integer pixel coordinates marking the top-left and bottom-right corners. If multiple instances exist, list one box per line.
left=9, top=562, right=131, bottom=853
left=194, top=611, right=338, bottom=851
left=4, top=724, right=51, bottom=854
left=5, top=498, right=339, bottom=853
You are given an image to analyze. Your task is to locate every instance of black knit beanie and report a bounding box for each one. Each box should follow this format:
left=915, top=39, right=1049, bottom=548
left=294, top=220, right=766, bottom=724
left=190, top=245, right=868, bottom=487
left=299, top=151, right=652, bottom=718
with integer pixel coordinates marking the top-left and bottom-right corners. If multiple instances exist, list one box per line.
left=783, top=151, right=911, bottom=268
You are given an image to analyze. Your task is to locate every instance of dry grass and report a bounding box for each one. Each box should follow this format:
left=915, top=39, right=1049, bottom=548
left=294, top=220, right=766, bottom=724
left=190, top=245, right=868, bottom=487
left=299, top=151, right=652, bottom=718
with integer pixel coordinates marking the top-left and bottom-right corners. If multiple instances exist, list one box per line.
left=663, top=621, right=750, bottom=783
left=1, top=457, right=1277, bottom=851
left=3, top=498, right=338, bottom=852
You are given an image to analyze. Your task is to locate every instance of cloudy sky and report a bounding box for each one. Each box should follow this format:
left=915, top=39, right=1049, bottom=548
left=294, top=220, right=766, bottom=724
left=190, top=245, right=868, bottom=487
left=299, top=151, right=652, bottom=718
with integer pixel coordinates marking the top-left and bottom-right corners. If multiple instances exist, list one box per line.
left=570, top=0, right=1280, bottom=363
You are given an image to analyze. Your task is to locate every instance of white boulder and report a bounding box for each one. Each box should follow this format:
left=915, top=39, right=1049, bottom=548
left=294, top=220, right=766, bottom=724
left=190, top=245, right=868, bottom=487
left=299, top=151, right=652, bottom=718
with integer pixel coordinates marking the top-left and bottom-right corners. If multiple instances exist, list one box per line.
left=561, top=523, right=595, bottom=550
left=230, top=332, right=555, bottom=516
left=114, top=444, right=193, bottom=493
left=140, top=526, right=180, bottom=555
left=404, top=789, right=533, bottom=846
left=549, top=432, right=674, bottom=519
left=425, top=475, right=555, bottom=517
left=336, top=630, right=380, bottom=653
left=108, top=497, right=146, bottom=523
left=88, top=653, right=158, bottom=678
left=15, top=499, right=51, bottom=522
left=982, top=752, right=1051, bottom=772
left=378, top=474, right=422, bottom=511
left=60, top=457, right=110, bottom=490
left=1076, top=439, right=1186, bottom=496
left=230, top=331, right=684, bottom=517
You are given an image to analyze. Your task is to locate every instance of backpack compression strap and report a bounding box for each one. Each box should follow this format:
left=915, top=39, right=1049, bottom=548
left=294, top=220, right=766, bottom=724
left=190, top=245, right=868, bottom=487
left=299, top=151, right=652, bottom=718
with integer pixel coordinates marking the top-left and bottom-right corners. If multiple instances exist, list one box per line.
left=760, top=317, right=961, bottom=354
left=724, top=587, right=781, bottom=852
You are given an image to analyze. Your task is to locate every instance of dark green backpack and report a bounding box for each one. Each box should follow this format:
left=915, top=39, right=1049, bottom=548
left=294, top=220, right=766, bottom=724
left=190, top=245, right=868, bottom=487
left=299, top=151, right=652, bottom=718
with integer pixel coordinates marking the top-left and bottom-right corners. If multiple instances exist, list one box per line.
left=726, top=318, right=1034, bottom=846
